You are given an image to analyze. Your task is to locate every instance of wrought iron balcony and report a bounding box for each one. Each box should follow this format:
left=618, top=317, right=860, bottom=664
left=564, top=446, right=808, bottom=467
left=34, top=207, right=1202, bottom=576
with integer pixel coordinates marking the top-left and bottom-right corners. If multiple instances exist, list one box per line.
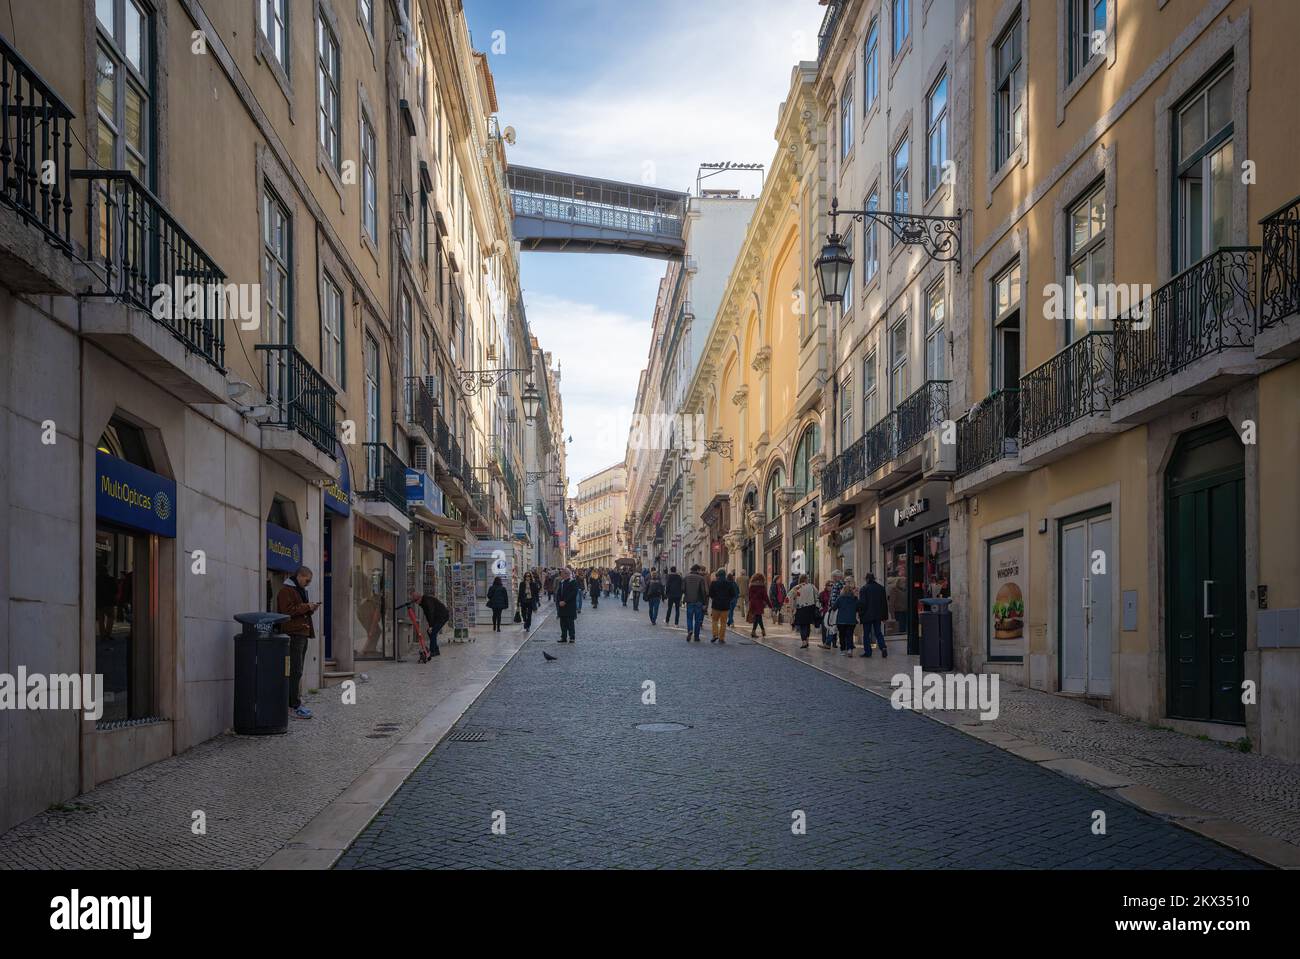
left=822, top=435, right=863, bottom=502
left=1020, top=331, right=1113, bottom=445
left=1114, top=247, right=1259, bottom=400
left=895, top=380, right=951, bottom=457
left=1260, top=196, right=1300, bottom=331
left=0, top=34, right=74, bottom=248
left=254, top=344, right=337, bottom=454
left=360, top=442, right=409, bottom=513
left=818, top=0, right=845, bottom=59
left=405, top=376, right=436, bottom=441
left=957, top=389, right=1020, bottom=478
left=74, top=169, right=227, bottom=371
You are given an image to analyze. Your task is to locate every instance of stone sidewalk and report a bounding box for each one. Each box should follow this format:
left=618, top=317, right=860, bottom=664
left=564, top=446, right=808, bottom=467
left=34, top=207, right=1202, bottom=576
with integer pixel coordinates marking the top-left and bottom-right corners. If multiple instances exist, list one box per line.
left=721, top=620, right=1300, bottom=868
left=0, top=617, right=541, bottom=869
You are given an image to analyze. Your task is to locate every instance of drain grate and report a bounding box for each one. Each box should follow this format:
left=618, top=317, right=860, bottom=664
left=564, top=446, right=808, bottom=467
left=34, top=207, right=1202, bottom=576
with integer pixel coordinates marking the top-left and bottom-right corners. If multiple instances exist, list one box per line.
left=365, top=733, right=391, bottom=739
left=636, top=722, right=690, bottom=733
left=447, top=729, right=491, bottom=743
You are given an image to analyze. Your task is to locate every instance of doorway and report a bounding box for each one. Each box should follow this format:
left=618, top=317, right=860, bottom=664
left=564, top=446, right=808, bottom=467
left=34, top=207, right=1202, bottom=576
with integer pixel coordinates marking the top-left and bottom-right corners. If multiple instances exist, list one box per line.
left=1166, top=421, right=1245, bottom=724
left=1060, top=508, right=1113, bottom=696
left=94, top=523, right=154, bottom=725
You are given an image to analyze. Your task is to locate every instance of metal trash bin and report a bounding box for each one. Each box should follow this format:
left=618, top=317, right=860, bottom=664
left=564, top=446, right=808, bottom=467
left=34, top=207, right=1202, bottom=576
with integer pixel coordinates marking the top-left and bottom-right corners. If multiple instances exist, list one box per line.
left=919, top=598, right=954, bottom=672
left=233, top=612, right=291, bottom=735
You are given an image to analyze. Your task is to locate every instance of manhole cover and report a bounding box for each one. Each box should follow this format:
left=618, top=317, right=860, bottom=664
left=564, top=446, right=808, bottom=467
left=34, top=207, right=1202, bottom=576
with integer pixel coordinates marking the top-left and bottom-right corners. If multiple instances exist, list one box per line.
left=636, top=722, right=690, bottom=733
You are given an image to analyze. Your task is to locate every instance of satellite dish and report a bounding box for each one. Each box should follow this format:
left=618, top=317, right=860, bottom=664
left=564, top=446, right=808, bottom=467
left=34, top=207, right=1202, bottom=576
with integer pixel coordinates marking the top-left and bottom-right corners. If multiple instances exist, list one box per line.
left=503, top=126, right=517, bottom=145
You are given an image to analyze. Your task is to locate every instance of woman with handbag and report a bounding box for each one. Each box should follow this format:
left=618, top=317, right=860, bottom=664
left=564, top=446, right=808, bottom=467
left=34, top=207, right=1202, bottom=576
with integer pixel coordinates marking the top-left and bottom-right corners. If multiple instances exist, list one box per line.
left=516, top=575, right=532, bottom=630
left=747, top=572, right=769, bottom=638
left=790, top=574, right=819, bottom=648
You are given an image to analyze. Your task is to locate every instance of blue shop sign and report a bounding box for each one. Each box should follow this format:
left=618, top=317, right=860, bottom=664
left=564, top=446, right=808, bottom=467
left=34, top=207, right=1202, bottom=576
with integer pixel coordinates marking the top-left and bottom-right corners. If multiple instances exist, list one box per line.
left=323, top=442, right=351, bottom=515
left=405, top=469, right=443, bottom=515
left=266, top=522, right=303, bottom=573
left=95, top=451, right=177, bottom=538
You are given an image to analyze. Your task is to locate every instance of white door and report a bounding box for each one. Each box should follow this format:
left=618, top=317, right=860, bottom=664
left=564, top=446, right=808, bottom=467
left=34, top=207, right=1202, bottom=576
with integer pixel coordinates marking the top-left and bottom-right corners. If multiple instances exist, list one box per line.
left=1061, top=513, right=1112, bottom=695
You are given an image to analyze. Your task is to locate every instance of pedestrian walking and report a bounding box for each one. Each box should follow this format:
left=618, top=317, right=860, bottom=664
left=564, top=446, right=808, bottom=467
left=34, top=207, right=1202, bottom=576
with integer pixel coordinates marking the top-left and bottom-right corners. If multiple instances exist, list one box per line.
left=791, top=574, right=819, bottom=648
left=769, top=576, right=787, bottom=625
left=544, top=571, right=555, bottom=603
left=589, top=569, right=601, bottom=609
left=726, top=571, right=740, bottom=626
left=822, top=570, right=846, bottom=649
left=556, top=568, right=579, bottom=643
left=275, top=565, right=320, bottom=719
left=736, top=570, right=750, bottom=624
left=630, top=570, right=644, bottom=611
left=857, top=571, right=889, bottom=657
left=486, top=576, right=510, bottom=632
left=708, top=568, right=731, bottom=644
left=518, top=575, right=534, bottom=631
left=664, top=566, right=683, bottom=626
left=834, top=576, right=859, bottom=655
left=620, top=570, right=631, bottom=606
left=747, top=573, right=769, bottom=638
left=683, top=564, right=708, bottom=642
left=645, top=572, right=664, bottom=624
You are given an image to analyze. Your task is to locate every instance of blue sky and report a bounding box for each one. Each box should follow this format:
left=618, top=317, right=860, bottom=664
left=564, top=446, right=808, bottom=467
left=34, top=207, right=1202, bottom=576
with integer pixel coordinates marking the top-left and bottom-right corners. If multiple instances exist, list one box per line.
left=464, top=0, right=824, bottom=492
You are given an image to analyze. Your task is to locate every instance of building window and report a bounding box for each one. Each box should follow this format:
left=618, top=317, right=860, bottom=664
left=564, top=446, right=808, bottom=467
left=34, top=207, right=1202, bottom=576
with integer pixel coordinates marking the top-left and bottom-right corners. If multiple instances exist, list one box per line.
left=863, top=349, right=878, bottom=428
left=1067, top=180, right=1107, bottom=341
left=993, top=260, right=1022, bottom=391
left=840, top=76, right=854, bottom=159
left=839, top=373, right=853, bottom=447
left=263, top=186, right=292, bottom=408
left=364, top=333, right=380, bottom=443
left=994, top=13, right=1025, bottom=171
left=419, top=189, right=429, bottom=267
left=94, top=0, right=151, bottom=184
left=925, top=280, right=946, bottom=382
left=259, top=0, right=288, bottom=71
left=891, top=0, right=909, bottom=58
left=891, top=137, right=910, bottom=247
left=317, top=13, right=341, bottom=169
left=890, top=315, right=908, bottom=407
left=1174, top=63, right=1234, bottom=272
left=841, top=227, right=854, bottom=315
left=863, top=186, right=879, bottom=284
left=361, top=112, right=378, bottom=242
left=863, top=18, right=879, bottom=111
left=765, top=466, right=786, bottom=518
left=401, top=288, right=413, bottom=389
left=1067, top=0, right=1107, bottom=83
left=358, top=0, right=373, bottom=34
left=322, top=273, right=344, bottom=386
left=793, top=425, right=821, bottom=496
left=926, top=70, right=949, bottom=198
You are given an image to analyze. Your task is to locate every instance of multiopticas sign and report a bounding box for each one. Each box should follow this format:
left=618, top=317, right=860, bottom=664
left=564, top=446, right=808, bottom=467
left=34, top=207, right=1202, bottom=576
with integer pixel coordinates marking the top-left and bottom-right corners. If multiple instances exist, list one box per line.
left=95, top=451, right=177, bottom=538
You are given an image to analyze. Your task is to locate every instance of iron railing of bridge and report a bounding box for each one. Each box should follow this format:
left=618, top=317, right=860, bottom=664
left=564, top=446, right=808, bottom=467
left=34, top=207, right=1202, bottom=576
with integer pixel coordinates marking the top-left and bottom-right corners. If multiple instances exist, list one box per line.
left=506, top=165, right=686, bottom=239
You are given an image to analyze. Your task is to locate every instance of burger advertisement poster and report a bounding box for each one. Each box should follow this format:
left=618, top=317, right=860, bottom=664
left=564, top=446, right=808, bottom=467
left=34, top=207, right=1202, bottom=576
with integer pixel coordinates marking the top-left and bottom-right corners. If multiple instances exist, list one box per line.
left=987, top=533, right=1026, bottom=660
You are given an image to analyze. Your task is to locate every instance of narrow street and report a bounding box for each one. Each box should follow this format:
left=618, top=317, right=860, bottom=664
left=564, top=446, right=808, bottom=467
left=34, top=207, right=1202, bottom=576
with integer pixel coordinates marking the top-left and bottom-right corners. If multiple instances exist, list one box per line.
left=335, top=602, right=1259, bottom=870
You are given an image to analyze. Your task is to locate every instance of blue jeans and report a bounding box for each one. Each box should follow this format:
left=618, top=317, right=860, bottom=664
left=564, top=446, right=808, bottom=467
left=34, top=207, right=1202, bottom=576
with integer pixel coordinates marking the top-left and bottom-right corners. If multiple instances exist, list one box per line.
left=860, top=618, right=884, bottom=652
left=727, top=597, right=737, bottom=626
left=685, top=602, right=704, bottom=640
left=648, top=597, right=661, bottom=623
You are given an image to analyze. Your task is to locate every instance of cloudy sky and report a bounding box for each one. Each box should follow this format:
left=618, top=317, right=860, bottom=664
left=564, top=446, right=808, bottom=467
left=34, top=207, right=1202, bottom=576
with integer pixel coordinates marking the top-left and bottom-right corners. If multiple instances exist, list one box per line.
left=464, top=0, right=824, bottom=492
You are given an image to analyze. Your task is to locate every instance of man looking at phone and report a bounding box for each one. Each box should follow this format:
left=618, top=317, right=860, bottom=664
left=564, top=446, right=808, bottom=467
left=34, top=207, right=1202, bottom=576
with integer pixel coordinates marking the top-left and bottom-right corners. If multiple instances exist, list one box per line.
left=276, top=565, right=321, bottom=720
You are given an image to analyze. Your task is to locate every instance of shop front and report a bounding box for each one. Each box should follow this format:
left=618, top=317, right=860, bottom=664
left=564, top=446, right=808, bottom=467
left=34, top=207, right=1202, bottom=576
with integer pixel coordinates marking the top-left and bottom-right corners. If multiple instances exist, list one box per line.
left=792, top=496, right=819, bottom=586
left=93, top=442, right=175, bottom=727
left=880, top=481, right=951, bottom=654
left=322, top=443, right=352, bottom=662
left=701, top=493, right=730, bottom=572
left=352, top=515, right=397, bottom=660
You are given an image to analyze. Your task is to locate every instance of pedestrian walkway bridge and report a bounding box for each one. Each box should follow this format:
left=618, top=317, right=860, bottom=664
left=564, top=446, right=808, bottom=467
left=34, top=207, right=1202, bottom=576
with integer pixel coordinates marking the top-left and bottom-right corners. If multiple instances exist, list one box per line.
left=506, top=165, right=687, bottom=260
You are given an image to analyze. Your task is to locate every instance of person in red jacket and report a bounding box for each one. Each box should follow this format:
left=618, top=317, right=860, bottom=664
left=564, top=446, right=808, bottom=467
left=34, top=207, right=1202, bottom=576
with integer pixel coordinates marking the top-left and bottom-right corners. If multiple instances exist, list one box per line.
left=747, top=572, right=770, bottom=638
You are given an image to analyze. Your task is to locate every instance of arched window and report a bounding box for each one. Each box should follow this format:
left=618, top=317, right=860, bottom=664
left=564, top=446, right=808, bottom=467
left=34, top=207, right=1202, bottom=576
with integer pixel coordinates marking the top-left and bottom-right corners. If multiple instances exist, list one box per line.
left=792, top=425, right=821, bottom=496
left=765, top=465, right=786, bottom=516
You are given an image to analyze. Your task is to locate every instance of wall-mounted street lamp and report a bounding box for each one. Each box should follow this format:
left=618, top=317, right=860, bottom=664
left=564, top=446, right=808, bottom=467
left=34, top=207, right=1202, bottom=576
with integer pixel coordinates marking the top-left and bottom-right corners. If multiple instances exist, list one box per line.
left=814, top=197, right=963, bottom=305
left=703, top=438, right=734, bottom=460
left=521, top=376, right=541, bottom=424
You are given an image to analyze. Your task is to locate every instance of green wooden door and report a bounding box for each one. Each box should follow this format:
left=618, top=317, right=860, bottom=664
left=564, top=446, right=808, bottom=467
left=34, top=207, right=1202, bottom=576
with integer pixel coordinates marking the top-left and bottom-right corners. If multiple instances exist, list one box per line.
left=1166, top=423, right=1245, bottom=724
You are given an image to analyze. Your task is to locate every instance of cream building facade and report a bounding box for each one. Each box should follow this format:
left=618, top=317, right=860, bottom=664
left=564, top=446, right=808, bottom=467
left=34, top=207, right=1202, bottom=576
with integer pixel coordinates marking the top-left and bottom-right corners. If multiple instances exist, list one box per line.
left=0, top=0, right=558, bottom=833
left=574, top=464, right=626, bottom=570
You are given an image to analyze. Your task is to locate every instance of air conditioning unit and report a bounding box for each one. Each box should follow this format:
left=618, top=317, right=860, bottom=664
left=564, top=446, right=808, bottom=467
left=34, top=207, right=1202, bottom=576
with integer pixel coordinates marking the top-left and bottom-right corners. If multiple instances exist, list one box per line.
left=922, top=429, right=957, bottom=477
left=413, top=442, right=431, bottom=472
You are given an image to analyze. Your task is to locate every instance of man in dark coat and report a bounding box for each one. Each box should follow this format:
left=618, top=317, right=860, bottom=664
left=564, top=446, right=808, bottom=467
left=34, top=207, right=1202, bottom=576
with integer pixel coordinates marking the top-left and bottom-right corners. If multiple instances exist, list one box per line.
left=858, top=572, right=889, bottom=657
left=556, top=568, right=580, bottom=643
left=682, top=564, right=708, bottom=642
left=708, top=569, right=733, bottom=644
left=663, top=566, right=684, bottom=626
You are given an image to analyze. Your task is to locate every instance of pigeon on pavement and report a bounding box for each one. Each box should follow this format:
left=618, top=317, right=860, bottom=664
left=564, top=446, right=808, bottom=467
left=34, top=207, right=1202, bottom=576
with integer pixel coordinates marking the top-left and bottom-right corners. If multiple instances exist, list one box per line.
left=542, top=650, right=558, bottom=662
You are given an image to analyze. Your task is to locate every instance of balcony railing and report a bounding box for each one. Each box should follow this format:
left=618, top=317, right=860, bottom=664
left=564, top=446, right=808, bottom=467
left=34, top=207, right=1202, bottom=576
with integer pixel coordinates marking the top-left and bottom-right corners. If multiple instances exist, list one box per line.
left=360, top=442, right=409, bottom=513
left=254, top=345, right=337, bottom=454
left=1114, top=247, right=1259, bottom=400
left=405, top=376, right=436, bottom=441
left=74, top=170, right=227, bottom=371
left=1020, top=331, right=1113, bottom=445
left=818, top=0, right=844, bottom=59
left=822, top=380, right=949, bottom=500
left=957, top=389, right=1020, bottom=478
left=896, top=380, right=950, bottom=456
left=0, top=33, right=74, bottom=248
left=1260, top=196, right=1300, bottom=331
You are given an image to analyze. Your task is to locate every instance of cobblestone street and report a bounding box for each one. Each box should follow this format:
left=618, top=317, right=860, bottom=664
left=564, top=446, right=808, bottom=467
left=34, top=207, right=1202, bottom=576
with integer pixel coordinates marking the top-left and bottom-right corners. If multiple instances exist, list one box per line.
left=335, top=602, right=1263, bottom=870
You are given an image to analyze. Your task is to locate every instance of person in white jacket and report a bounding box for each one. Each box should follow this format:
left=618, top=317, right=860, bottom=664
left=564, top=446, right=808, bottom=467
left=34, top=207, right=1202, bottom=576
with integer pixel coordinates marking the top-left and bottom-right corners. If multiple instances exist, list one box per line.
left=629, top=571, right=644, bottom=611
